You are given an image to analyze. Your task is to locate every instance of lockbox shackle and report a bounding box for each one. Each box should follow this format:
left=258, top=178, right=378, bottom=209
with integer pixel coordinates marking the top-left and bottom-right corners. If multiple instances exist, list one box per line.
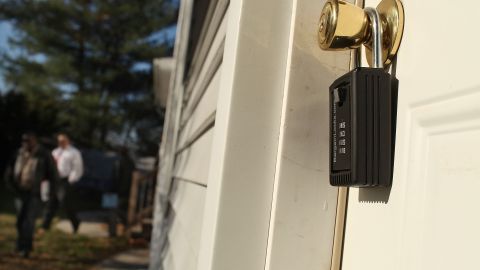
left=364, top=7, right=383, bottom=68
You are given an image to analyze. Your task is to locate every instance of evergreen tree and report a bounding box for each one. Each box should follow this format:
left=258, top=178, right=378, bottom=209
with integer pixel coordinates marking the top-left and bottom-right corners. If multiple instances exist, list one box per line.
left=0, top=0, right=176, bottom=154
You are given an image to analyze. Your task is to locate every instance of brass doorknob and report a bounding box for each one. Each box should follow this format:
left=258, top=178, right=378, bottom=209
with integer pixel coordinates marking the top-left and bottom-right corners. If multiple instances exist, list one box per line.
left=318, top=0, right=369, bottom=50
left=317, top=0, right=404, bottom=67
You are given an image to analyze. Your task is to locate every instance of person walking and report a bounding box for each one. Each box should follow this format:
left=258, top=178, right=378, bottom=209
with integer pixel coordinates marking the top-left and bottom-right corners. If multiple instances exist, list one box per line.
left=42, top=133, right=84, bottom=233
left=4, top=132, right=58, bottom=258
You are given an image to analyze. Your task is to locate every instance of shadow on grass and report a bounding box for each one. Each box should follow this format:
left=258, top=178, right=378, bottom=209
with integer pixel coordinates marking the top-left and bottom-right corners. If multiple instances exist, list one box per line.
left=0, top=214, right=131, bottom=270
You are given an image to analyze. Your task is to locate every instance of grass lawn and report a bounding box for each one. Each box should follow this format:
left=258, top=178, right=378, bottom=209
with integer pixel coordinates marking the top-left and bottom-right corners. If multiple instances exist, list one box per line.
left=0, top=214, right=130, bottom=270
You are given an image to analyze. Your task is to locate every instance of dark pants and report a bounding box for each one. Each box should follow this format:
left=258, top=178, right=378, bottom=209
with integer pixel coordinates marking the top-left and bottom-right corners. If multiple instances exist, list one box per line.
left=42, top=178, right=80, bottom=232
left=15, top=194, right=42, bottom=252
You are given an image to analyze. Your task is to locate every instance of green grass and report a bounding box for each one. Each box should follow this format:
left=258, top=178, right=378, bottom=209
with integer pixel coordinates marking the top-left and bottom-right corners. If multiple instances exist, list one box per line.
left=0, top=214, right=131, bottom=270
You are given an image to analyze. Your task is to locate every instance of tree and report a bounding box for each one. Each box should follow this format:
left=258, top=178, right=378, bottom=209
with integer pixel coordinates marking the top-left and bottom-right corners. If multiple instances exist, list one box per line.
left=0, top=0, right=176, bottom=153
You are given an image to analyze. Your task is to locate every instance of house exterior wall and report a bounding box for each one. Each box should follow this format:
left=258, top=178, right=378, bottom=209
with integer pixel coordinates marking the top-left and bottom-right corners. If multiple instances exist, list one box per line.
left=151, top=1, right=350, bottom=270
left=150, top=1, right=228, bottom=269
left=152, top=1, right=480, bottom=270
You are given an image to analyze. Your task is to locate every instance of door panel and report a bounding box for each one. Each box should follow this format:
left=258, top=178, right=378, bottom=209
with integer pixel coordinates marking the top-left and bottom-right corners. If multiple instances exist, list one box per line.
left=342, top=1, right=480, bottom=269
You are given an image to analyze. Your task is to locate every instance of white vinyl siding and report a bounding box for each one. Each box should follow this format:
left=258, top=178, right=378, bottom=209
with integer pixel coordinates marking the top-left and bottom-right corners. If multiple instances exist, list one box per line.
left=158, top=2, right=228, bottom=270
left=164, top=180, right=206, bottom=270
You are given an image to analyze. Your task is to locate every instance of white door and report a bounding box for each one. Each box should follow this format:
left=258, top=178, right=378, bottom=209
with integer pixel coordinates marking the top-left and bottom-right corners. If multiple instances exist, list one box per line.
left=342, top=0, right=480, bottom=269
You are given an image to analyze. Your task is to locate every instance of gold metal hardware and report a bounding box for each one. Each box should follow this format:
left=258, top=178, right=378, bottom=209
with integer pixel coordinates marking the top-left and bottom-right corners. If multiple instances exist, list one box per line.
left=318, top=0, right=369, bottom=50
left=317, top=0, right=404, bottom=67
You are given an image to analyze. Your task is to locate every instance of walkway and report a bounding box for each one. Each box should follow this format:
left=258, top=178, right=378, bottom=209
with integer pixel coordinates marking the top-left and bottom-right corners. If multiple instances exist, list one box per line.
left=93, top=248, right=149, bottom=270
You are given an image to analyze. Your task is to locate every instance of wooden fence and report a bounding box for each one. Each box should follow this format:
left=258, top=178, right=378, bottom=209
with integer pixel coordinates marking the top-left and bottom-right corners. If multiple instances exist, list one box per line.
left=126, top=170, right=156, bottom=239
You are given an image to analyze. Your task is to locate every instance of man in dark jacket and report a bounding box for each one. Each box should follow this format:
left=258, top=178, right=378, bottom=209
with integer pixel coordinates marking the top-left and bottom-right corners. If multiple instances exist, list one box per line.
left=4, top=132, right=58, bottom=258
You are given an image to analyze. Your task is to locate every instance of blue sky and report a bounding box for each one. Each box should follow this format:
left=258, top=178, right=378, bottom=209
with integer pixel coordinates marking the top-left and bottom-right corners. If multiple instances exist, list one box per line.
left=0, top=21, right=14, bottom=92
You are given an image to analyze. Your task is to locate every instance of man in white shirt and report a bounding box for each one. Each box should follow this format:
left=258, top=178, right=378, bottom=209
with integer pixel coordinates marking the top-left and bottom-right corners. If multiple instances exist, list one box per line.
left=52, top=134, right=83, bottom=184
left=41, top=133, right=84, bottom=233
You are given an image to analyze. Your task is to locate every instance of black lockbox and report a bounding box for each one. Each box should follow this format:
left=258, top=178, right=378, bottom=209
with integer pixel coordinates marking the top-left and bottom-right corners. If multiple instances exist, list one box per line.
left=329, top=67, right=398, bottom=187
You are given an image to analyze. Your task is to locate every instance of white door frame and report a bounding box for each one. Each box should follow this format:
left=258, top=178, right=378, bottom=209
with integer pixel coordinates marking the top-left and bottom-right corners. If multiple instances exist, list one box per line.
left=197, top=0, right=295, bottom=269
left=198, top=1, right=354, bottom=270
left=264, top=1, right=354, bottom=269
